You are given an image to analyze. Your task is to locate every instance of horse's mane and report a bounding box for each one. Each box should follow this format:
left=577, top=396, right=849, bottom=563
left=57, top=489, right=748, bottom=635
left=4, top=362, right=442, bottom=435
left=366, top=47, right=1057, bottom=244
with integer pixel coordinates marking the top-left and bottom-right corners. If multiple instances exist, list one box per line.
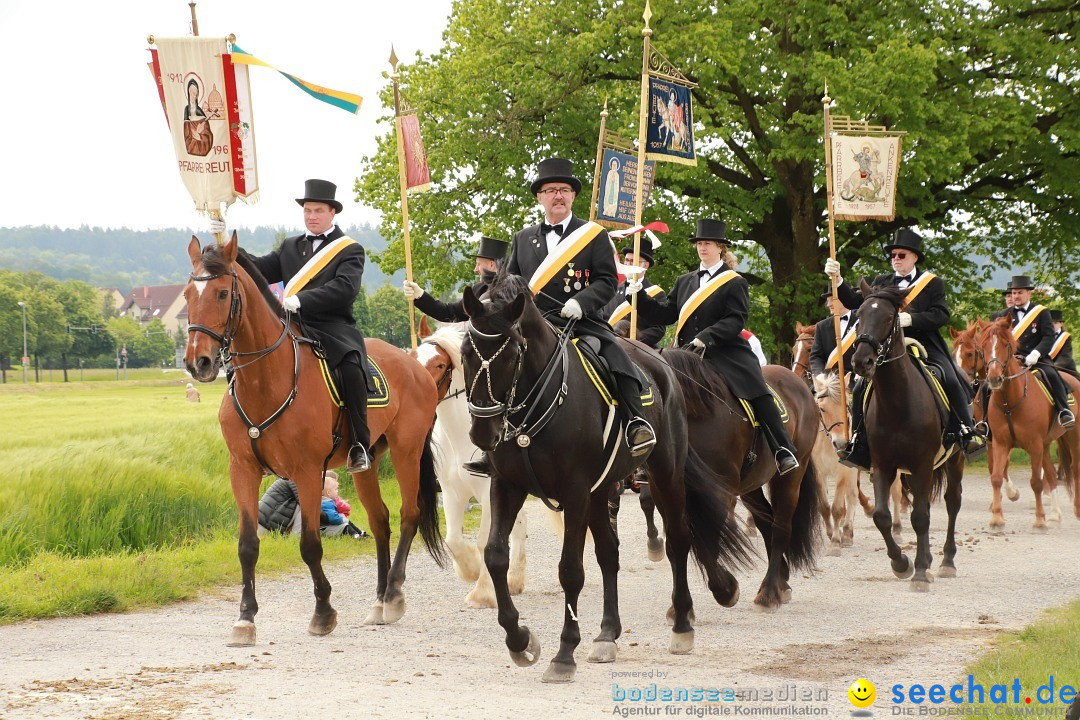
left=662, top=348, right=731, bottom=420
left=863, top=284, right=908, bottom=310
left=985, top=316, right=1015, bottom=345
left=480, top=267, right=535, bottom=334
left=423, top=322, right=466, bottom=371
left=200, top=244, right=285, bottom=319
left=813, top=371, right=843, bottom=403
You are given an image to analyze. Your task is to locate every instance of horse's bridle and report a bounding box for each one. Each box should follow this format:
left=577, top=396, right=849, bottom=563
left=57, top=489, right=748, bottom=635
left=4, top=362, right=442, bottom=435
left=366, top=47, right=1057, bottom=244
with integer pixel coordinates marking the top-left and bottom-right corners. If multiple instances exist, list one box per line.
left=792, top=332, right=814, bottom=384
left=853, top=314, right=905, bottom=367
left=419, top=338, right=462, bottom=404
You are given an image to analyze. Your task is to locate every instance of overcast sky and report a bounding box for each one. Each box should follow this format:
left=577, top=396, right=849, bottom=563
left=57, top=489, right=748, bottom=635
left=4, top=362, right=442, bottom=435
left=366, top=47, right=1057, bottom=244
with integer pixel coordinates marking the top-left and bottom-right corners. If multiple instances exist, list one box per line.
left=0, top=0, right=454, bottom=232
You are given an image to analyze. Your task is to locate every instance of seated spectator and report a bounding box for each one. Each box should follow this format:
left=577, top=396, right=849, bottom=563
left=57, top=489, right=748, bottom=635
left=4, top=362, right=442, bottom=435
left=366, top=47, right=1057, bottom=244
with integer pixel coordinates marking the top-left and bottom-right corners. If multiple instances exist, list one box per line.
left=185, top=383, right=201, bottom=402
left=321, top=472, right=368, bottom=539
left=257, top=478, right=301, bottom=536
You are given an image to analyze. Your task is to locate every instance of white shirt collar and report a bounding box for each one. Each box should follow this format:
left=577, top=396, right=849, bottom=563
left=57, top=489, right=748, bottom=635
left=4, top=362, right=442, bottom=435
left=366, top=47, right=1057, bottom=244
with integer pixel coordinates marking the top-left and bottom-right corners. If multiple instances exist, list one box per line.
left=698, top=260, right=726, bottom=275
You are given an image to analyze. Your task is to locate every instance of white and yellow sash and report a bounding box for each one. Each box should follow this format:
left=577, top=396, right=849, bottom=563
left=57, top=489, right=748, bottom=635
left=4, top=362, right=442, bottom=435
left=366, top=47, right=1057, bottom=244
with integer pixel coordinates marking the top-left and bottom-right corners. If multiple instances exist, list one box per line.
left=1050, top=331, right=1071, bottom=360
left=528, top=221, right=605, bottom=295
left=1012, top=305, right=1046, bottom=340
left=900, top=271, right=937, bottom=310
left=607, top=285, right=663, bottom=326
left=826, top=323, right=859, bottom=370
left=283, top=236, right=358, bottom=298
left=674, top=269, right=739, bottom=340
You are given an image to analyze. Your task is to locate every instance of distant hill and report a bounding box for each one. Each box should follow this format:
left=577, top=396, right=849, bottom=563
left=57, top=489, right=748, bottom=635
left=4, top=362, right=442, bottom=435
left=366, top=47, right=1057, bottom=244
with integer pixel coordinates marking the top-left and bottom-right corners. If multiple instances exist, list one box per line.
left=0, top=225, right=404, bottom=294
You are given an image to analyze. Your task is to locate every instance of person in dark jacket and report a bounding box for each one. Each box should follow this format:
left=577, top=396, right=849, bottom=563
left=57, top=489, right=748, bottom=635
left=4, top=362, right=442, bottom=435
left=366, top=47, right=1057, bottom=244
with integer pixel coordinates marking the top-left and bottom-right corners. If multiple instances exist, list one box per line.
left=1007, top=276, right=1074, bottom=427
left=989, top=281, right=1014, bottom=320
left=630, top=218, right=799, bottom=475
left=824, top=229, right=986, bottom=470
left=809, top=290, right=857, bottom=381
left=1050, top=309, right=1076, bottom=374
left=402, top=236, right=509, bottom=323
left=257, top=478, right=300, bottom=535
left=603, top=238, right=668, bottom=348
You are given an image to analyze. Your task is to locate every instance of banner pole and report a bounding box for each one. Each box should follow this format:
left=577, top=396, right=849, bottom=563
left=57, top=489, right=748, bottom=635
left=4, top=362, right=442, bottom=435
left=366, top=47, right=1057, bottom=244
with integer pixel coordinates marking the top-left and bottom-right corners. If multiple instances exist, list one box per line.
left=822, top=81, right=850, bottom=439
left=589, top=99, right=609, bottom=224
left=630, top=0, right=653, bottom=342
left=390, top=48, right=418, bottom=350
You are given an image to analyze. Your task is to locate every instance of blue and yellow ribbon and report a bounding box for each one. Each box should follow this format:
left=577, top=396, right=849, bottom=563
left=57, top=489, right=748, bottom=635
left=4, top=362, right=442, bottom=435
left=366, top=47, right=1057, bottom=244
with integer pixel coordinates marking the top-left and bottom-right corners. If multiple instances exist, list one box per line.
left=230, top=45, right=362, bottom=115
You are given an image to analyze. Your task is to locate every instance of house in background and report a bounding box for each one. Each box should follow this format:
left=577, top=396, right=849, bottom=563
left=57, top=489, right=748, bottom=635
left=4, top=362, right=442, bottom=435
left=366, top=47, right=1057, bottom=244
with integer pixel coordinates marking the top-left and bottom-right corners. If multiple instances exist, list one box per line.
left=97, top=287, right=126, bottom=318
left=120, top=285, right=188, bottom=335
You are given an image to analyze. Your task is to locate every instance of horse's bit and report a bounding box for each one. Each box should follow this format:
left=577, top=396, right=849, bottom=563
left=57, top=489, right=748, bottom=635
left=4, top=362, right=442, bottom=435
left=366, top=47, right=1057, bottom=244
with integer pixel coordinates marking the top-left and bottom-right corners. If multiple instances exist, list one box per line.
left=853, top=315, right=905, bottom=367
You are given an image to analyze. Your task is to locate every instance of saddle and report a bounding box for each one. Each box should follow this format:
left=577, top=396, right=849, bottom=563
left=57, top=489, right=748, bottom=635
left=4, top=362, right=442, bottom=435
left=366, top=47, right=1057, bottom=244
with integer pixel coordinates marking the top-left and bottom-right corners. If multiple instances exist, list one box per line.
left=737, top=385, right=789, bottom=427
left=320, top=353, right=391, bottom=410
left=571, top=337, right=655, bottom=407
left=862, top=340, right=950, bottom=435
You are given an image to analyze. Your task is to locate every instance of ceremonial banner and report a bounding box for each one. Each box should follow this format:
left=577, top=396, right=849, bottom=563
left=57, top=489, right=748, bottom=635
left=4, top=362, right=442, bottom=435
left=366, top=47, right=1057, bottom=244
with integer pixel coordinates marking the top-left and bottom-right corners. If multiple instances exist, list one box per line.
left=398, top=113, right=431, bottom=193
left=645, top=76, right=695, bottom=165
left=595, top=148, right=655, bottom=228
left=150, top=37, right=258, bottom=212
left=831, top=134, right=902, bottom=221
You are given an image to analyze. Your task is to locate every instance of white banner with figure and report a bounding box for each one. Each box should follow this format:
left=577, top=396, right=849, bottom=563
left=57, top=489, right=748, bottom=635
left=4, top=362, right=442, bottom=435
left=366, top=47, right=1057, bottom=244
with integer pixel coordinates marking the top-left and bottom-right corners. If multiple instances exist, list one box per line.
left=831, top=135, right=902, bottom=221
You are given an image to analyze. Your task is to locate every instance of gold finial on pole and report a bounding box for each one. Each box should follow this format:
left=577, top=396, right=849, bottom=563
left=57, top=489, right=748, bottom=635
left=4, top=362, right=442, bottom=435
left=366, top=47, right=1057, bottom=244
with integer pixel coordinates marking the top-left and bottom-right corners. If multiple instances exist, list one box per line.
left=822, top=80, right=849, bottom=438
left=390, top=45, right=418, bottom=349
left=147, top=34, right=156, bottom=45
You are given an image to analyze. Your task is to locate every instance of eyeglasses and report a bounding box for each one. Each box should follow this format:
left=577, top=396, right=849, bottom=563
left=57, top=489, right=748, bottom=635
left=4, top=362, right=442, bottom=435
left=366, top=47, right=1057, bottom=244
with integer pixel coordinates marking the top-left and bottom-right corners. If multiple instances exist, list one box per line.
left=537, top=187, right=574, bottom=197
left=890, top=252, right=909, bottom=259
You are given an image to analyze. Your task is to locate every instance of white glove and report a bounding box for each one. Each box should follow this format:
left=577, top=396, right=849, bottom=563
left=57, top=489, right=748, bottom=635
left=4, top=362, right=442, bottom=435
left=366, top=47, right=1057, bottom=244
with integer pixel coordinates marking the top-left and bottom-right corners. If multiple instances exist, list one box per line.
left=898, top=312, right=912, bottom=328
left=402, top=280, right=425, bottom=300
left=625, top=278, right=644, bottom=296
left=1024, top=350, right=1040, bottom=367
left=208, top=218, right=226, bottom=235
left=824, top=258, right=843, bottom=285
left=282, top=295, right=301, bottom=313
left=560, top=298, right=583, bottom=320
left=689, top=338, right=706, bottom=350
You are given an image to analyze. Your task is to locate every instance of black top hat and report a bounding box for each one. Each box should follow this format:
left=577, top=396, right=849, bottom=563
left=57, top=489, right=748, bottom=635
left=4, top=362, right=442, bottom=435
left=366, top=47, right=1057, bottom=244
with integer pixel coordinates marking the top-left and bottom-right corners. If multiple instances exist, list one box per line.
left=295, top=179, right=343, bottom=213
left=1002, top=280, right=1014, bottom=295
left=1050, top=309, right=1064, bottom=322
left=476, top=236, right=509, bottom=261
left=1010, top=275, right=1035, bottom=290
left=530, top=158, right=582, bottom=194
left=882, top=228, right=924, bottom=261
left=620, top=238, right=655, bottom=265
left=688, top=218, right=729, bottom=245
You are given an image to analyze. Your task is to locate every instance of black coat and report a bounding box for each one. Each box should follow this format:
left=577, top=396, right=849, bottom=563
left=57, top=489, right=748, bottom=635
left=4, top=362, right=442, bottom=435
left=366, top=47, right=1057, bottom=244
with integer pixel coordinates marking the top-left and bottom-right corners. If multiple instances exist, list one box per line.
left=414, top=276, right=491, bottom=324
left=257, top=478, right=298, bottom=533
left=809, top=312, right=856, bottom=377
left=243, top=226, right=367, bottom=367
left=1053, top=332, right=1076, bottom=373
left=637, top=270, right=768, bottom=399
left=1010, top=305, right=1055, bottom=358
left=837, top=270, right=951, bottom=362
left=602, top=278, right=667, bottom=348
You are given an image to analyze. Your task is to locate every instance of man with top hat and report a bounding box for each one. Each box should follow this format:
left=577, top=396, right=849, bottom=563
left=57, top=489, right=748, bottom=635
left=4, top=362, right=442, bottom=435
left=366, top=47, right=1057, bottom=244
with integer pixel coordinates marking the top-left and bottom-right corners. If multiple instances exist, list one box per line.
left=628, top=218, right=800, bottom=475
left=824, top=228, right=986, bottom=471
left=1007, top=275, right=1075, bottom=426
left=224, top=179, right=374, bottom=473
left=402, top=235, right=509, bottom=324
left=603, top=238, right=668, bottom=348
left=1050, top=309, right=1076, bottom=373
left=990, top=281, right=1014, bottom=320
left=504, top=156, right=656, bottom=459
left=809, top=290, right=857, bottom=381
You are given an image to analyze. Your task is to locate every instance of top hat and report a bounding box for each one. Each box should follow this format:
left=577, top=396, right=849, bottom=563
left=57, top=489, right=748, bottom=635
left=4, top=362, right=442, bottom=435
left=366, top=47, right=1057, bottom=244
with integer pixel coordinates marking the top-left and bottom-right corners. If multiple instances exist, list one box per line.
left=1050, top=309, right=1064, bottom=323
left=882, top=228, right=924, bottom=261
left=688, top=218, right=730, bottom=245
left=819, top=288, right=834, bottom=305
left=295, top=179, right=343, bottom=213
left=1002, top=280, right=1014, bottom=295
left=620, top=238, right=655, bottom=265
left=476, top=236, right=509, bottom=261
left=530, top=158, right=582, bottom=194
left=1009, top=275, right=1035, bottom=290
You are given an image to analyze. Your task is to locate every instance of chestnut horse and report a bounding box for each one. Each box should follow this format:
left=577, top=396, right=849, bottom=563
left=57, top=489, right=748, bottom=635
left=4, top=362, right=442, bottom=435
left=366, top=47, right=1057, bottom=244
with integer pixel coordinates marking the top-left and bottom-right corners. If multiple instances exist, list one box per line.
left=975, top=318, right=1080, bottom=528
left=810, top=372, right=863, bottom=553
left=791, top=321, right=816, bottom=384
left=184, top=236, right=444, bottom=645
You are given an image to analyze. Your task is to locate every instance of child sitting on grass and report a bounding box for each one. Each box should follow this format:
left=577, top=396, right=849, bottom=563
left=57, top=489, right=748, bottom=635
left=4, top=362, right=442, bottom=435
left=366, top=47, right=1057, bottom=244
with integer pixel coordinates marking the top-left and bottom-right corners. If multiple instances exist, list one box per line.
left=321, top=471, right=368, bottom=539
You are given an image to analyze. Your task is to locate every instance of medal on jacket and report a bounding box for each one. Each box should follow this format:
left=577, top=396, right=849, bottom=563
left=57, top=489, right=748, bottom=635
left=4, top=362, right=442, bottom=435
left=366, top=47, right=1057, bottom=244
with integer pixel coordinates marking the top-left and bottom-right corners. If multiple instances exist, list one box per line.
left=573, top=270, right=582, bottom=291
left=564, top=263, right=575, bottom=293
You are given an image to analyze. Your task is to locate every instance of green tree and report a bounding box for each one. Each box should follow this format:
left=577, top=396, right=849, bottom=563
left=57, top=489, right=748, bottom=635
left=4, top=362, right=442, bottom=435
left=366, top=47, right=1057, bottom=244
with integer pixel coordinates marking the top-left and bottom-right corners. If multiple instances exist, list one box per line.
left=54, top=280, right=111, bottom=380
left=358, top=0, right=1076, bottom=359
left=128, top=318, right=177, bottom=368
left=362, top=285, right=412, bottom=349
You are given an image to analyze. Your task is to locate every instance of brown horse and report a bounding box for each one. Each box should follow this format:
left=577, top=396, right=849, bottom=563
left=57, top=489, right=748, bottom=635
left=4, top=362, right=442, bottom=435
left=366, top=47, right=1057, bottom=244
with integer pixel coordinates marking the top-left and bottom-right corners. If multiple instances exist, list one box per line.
left=976, top=318, right=1080, bottom=528
left=791, top=321, right=816, bottom=384
left=183, top=235, right=444, bottom=646
left=850, top=281, right=965, bottom=590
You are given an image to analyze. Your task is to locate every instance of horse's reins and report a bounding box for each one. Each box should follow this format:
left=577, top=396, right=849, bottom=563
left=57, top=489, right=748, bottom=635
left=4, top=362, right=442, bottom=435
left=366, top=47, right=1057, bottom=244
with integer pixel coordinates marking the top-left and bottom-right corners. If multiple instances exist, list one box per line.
left=983, top=334, right=1031, bottom=444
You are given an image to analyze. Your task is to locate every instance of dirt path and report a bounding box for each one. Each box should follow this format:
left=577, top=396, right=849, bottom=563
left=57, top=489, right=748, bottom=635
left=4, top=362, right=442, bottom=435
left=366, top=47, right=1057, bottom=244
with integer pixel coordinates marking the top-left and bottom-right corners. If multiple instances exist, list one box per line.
left=2, top=469, right=1078, bottom=719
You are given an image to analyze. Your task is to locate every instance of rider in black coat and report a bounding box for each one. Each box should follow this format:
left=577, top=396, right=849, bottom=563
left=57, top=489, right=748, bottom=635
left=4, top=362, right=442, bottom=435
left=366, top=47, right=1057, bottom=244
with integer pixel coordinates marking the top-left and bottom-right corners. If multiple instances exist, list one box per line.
left=603, top=238, right=668, bottom=348
left=1008, top=278, right=1075, bottom=427
left=404, top=236, right=509, bottom=324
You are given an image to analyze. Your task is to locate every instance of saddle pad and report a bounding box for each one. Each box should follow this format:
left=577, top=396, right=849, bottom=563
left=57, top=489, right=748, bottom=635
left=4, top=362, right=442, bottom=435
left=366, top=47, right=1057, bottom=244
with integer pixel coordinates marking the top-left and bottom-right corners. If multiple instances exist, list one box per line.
left=737, top=384, right=789, bottom=427
left=1032, top=369, right=1076, bottom=408
left=571, top=339, right=655, bottom=407
left=318, top=355, right=391, bottom=409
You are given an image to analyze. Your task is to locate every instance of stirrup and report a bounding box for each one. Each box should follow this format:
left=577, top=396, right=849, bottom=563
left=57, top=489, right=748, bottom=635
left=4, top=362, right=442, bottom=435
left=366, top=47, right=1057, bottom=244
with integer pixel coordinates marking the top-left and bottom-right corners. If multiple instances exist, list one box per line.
left=974, top=421, right=989, bottom=436
left=1059, top=409, right=1076, bottom=429
left=838, top=439, right=871, bottom=472
left=347, top=444, right=372, bottom=473
left=626, top=418, right=657, bottom=457
left=463, top=453, right=492, bottom=477
left=774, top=448, right=800, bottom=475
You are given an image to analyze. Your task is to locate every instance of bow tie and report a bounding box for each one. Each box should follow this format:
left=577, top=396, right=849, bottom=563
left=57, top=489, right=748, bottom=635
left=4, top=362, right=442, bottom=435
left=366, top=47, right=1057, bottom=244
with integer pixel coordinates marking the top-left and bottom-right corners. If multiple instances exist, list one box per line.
left=894, top=273, right=914, bottom=285
left=541, top=223, right=563, bottom=236
left=307, top=234, right=326, bottom=243
left=698, top=269, right=713, bottom=279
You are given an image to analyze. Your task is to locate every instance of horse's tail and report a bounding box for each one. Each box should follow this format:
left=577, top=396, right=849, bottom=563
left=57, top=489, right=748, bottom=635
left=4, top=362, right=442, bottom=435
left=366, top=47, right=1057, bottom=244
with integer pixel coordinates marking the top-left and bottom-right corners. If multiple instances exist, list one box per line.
left=417, top=428, right=448, bottom=568
left=786, top=457, right=825, bottom=574
left=683, top=445, right=756, bottom=581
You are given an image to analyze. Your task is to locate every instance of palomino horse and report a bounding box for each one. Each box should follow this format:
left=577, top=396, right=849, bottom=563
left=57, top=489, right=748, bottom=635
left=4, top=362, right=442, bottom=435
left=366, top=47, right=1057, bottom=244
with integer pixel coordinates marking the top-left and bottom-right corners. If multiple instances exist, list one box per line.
left=184, top=236, right=444, bottom=645
left=410, top=319, right=528, bottom=608
left=850, top=281, right=965, bottom=590
left=975, top=318, right=1080, bottom=528
left=461, top=272, right=752, bottom=683
left=810, top=372, right=862, bottom=553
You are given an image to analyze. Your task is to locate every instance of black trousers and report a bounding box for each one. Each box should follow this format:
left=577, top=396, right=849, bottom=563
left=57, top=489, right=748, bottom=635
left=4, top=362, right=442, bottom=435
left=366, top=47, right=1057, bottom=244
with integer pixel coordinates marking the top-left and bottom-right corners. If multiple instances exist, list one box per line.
left=550, top=314, right=648, bottom=421
left=1036, top=361, right=1073, bottom=409
left=750, top=394, right=797, bottom=455
left=337, top=352, right=371, bottom=450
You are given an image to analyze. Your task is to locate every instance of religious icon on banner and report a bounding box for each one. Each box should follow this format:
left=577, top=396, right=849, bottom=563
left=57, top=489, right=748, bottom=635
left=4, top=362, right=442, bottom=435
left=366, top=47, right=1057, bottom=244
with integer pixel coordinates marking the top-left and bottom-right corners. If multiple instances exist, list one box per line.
left=594, top=148, right=656, bottom=227
left=645, top=76, right=695, bottom=165
left=831, top=135, right=902, bottom=221
left=398, top=113, right=431, bottom=193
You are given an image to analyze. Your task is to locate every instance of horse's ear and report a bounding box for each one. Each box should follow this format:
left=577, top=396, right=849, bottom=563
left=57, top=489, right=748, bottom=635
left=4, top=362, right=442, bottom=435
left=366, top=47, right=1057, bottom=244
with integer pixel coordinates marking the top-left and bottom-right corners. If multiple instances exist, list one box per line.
left=949, top=326, right=959, bottom=339
left=187, top=236, right=201, bottom=267
left=418, top=315, right=432, bottom=339
left=222, top=233, right=238, bottom=264
left=507, top=292, right=527, bottom=324
left=859, top=278, right=873, bottom=296
left=462, top=285, right=482, bottom=318
left=796, top=321, right=806, bottom=333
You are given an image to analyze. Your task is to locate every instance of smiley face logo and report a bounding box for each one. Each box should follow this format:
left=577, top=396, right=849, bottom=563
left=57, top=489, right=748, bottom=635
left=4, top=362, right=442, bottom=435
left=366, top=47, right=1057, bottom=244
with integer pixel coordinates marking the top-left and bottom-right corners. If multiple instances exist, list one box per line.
left=848, top=678, right=876, bottom=709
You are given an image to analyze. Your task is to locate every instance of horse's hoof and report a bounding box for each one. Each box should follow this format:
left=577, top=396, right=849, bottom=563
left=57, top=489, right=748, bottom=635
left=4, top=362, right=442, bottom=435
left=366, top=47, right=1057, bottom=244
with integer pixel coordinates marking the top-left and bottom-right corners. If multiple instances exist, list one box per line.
left=509, top=630, right=541, bottom=667
left=382, top=595, right=406, bottom=624
left=587, top=640, right=618, bottom=663
left=464, top=588, right=497, bottom=609
left=1006, top=488, right=1020, bottom=502
left=780, top=588, right=792, bottom=604
left=453, top=559, right=481, bottom=583
left=911, top=579, right=931, bottom=593
left=647, top=538, right=665, bottom=563
left=938, top=565, right=957, bottom=579
left=363, top=603, right=385, bottom=625
left=1031, top=523, right=1048, bottom=533
left=752, top=594, right=781, bottom=611
left=669, top=630, right=695, bottom=655
left=308, top=609, right=337, bottom=636
left=226, top=620, right=256, bottom=647
left=542, top=660, right=576, bottom=683
left=827, top=542, right=842, bottom=557
left=841, top=536, right=854, bottom=548
left=891, top=557, right=914, bottom=579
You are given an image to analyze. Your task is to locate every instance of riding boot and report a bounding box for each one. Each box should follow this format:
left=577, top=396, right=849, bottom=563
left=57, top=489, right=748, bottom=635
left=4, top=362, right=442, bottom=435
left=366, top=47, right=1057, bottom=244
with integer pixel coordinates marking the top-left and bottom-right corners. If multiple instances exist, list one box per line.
left=839, top=378, right=872, bottom=472
left=463, top=452, right=492, bottom=476
left=974, top=382, right=992, bottom=439
left=944, top=372, right=987, bottom=459
left=749, top=395, right=800, bottom=475
left=339, top=357, right=373, bottom=473
left=1043, top=365, right=1076, bottom=428
left=616, top=374, right=656, bottom=457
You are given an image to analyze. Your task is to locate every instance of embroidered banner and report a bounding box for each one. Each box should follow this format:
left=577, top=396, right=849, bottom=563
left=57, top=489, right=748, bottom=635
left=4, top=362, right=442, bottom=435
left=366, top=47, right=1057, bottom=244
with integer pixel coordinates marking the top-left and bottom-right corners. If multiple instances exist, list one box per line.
left=594, top=148, right=655, bottom=227
left=831, top=135, right=902, bottom=221
left=398, top=113, right=431, bottom=193
left=645, top=76, right=696, bottom=165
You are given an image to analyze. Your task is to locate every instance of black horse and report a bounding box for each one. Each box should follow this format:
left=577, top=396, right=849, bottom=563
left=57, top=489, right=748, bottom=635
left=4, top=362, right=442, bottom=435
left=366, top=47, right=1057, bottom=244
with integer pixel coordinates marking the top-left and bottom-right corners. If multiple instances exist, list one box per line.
left=851, top=281, right=964, bottom=590
left=461, top=272, right=752, bottom=683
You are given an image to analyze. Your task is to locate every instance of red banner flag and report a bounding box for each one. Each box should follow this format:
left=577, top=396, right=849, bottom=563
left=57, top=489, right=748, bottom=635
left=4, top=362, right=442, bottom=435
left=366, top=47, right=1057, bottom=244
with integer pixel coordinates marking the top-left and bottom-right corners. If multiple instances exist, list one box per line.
left=398, top=113, right=431, bottom=193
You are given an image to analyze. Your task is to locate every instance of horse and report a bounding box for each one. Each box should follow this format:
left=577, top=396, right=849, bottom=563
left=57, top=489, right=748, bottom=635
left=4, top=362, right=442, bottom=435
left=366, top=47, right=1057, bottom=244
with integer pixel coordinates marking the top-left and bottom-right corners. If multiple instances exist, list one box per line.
left=410, top=318, right=528, bottom=608
left=975, top=317, right=1080, bottom=528
left=607, top=468, right=666, bottom=562
left=791, top=321, right=817, bottom=385
left=460, top=272, right=752, bottom=683
left=849, top=281, right=964, bottom=590
left=183, top=235, right=445, bottom=645
left=810, top=372, right=862, bottom=553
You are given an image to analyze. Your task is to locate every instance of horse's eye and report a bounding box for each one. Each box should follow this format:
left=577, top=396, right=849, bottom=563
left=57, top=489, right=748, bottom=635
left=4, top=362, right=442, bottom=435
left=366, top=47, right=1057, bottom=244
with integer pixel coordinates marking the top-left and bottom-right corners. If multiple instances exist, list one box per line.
left=218, top=289, right=229, bottom=300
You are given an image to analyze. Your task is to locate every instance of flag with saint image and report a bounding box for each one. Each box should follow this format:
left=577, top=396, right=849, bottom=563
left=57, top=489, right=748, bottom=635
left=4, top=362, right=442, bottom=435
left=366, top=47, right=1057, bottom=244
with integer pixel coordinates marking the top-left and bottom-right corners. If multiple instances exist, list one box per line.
left=644, top=56, right=697, bottom=165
